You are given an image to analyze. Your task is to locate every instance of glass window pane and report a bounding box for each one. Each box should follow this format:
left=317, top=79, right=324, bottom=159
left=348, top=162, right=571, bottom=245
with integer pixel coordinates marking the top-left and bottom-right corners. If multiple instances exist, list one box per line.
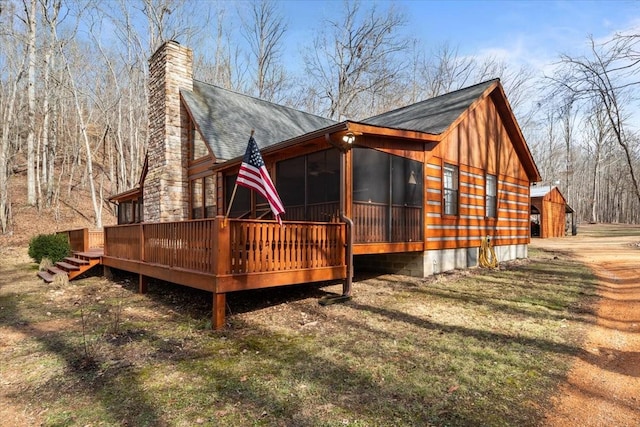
left=137, top=197, right=143, bottom=223
left=190, top=123, right=209, bottom=160
left=191, top=178, right=203, bottom=219
left=486, top=174, right=497, bottom=218
left=443, top=164, right=458, bottom=215
left=205, top=175, right=216, bottom=218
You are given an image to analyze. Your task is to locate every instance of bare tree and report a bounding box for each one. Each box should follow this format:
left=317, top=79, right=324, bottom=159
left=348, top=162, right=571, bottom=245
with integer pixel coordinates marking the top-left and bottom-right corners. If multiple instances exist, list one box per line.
left=23, top=0, right=37, bottom=206
left=239, top=0, right=287, bottom=102
left=40, top=0, right=62, bottom=207
left=550, top=34, right=640, bottom=207
left=421, top=42, right=475, bottom=98
left=303, top=0, right=409, bottom=120
left=0, top=48, right=25, bottom=233
left=193, top=4, right=246, bottom=91
left=583, top=101, right=611, bottom=223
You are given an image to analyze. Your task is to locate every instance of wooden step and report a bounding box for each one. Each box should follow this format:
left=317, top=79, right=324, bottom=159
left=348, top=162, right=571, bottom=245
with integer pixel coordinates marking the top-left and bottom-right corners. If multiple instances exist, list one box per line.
left=64, top=256, right=90, bottom=266
left=74, top=250, right=103, bottom=260
left=55, top=261, right=80, bottom=271
left=47, top=266, right=67, bottom=276
left=37, top=270, right=55, bottom=283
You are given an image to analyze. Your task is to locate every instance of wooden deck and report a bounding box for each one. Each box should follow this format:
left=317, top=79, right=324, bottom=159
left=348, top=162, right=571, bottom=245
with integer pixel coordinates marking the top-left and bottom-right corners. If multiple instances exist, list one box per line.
left=55, top=217, right=348, bottom=329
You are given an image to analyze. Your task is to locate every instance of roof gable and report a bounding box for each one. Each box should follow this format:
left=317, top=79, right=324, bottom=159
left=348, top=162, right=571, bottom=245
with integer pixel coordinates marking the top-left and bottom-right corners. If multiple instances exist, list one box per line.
left=181, top=81, right=336, bottom=161
left=362, top=79, right=498, bottom=134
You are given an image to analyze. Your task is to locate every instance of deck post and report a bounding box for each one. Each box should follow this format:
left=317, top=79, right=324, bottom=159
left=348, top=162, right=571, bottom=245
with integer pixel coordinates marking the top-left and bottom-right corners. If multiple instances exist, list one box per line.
left=103, top=265, right=113, bottom=280
left=212, top=293, right=226, bottom=329
left=82, top=228, right=89, bottom=252
left=139, top=274, right=149, bottom=294
left=211, top=217, right=231, bottom=328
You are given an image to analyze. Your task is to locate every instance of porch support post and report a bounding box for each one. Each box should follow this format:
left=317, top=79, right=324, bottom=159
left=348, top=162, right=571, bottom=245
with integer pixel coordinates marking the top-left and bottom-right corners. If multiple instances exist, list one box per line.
left=212, top=293, right=226, bottom=329
left=139, top=274, right=148, bottom=294
left=82, top=228, right=89, bottom=252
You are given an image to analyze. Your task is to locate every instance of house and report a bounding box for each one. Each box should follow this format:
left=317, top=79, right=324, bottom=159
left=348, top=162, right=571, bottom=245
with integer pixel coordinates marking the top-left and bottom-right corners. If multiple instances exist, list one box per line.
left=102, top=40, right=541, bottom=327
left=530, top=185, right=575, bottom=238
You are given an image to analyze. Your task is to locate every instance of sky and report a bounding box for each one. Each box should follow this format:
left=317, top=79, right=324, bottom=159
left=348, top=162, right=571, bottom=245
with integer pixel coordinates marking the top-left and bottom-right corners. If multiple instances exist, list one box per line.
left=273, top=0, right=640, bottom=76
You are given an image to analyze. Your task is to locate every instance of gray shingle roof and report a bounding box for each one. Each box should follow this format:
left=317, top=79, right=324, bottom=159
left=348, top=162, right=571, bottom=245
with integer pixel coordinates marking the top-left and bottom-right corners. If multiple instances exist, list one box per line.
left=362, top=79, right=499, bottom=134
left=530, top=185, right=553, bottom=198
left=181, top=81, right=337, bottom=161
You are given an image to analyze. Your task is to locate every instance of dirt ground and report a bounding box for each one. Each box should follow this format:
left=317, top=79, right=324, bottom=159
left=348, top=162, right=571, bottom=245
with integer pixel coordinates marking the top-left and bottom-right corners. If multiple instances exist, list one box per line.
left=2, top=224, right=639, bottom=425
left=533, top=225, right=640, bottom=426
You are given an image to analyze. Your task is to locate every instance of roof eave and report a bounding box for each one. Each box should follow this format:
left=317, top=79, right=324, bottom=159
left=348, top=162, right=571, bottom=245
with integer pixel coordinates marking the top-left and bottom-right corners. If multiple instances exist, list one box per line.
left=211, top=121, right=441, bottom=171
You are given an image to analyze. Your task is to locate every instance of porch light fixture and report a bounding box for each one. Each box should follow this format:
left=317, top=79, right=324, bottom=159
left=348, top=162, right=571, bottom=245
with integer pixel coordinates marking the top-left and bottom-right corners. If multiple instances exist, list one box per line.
left=342, top=132, right=356, bottom=144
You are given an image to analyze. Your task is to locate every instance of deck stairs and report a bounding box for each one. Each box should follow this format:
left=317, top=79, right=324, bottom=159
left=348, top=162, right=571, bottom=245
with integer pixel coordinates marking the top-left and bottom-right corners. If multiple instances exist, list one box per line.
left=37, top=250, right=103, bottom=283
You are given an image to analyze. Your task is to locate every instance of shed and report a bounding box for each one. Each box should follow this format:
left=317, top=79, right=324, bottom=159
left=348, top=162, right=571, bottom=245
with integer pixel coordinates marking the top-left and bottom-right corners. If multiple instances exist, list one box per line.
left=530, top=186, right=574, bottom=238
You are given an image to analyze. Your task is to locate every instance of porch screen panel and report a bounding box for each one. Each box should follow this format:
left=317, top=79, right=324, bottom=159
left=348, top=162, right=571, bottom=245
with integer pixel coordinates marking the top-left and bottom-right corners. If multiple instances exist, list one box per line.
left=225, top=174, right=251, bottom=218
left=353, top=148, right=390, bottom=242
left=276, top=149, right=339, bottom=221
left=353, top=148, right=390, bottom=204
left=353, top=147, right=423, bottom=243
left=277, top=156, right=305, bottom=220
left=225, top=174, right=268, bottom=219
left=391, top=156, right=423, bottom=242
left=307, top=149, right=339, bottom=220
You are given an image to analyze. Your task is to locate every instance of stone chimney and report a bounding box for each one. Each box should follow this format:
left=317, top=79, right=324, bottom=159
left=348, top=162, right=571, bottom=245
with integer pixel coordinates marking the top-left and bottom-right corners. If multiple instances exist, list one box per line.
left=144, top=40, right=193, bottom=222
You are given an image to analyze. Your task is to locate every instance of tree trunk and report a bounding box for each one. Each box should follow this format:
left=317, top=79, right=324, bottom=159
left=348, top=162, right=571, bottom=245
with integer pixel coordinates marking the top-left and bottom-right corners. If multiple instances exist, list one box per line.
left=25, top=0, right=38, bottom=206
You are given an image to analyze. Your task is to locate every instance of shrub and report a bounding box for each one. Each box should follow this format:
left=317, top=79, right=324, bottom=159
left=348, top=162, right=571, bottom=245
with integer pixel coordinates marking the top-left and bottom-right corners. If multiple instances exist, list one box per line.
left=28, top=233, right=71, bottom=264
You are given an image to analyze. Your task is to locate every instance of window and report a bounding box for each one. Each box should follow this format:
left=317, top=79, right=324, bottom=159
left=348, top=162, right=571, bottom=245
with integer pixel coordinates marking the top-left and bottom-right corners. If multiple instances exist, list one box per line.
left=191, top=178, right=203, bottom=219
left=189, top=122, right=209, bottom=161
left=204, top=175, right=216, bottom=217
left=190, top=175, right=216, bottom=219
left=485, top=174, right=497, bottom=218
left=443, top=164, right=458, bottom=215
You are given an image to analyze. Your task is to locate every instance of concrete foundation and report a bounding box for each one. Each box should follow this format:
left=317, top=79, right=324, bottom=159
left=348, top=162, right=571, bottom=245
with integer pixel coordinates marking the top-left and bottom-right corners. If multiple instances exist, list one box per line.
left=354, top=244, right=528, bottom=277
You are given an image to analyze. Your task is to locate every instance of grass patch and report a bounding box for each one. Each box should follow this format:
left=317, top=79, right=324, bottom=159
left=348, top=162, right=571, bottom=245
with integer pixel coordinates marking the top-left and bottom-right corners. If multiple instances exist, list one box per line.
left=0, top=246, right=597, bottom=426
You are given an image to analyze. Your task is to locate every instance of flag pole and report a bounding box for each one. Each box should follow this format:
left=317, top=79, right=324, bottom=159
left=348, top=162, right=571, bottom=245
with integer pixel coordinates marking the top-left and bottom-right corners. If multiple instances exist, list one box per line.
left=224, top=129, right=255, bottom=227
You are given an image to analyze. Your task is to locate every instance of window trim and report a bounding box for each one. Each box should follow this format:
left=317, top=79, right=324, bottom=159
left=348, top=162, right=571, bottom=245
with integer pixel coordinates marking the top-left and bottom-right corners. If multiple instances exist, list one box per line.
left=485, top=173, right=497, bottom=219
left=442, top=163, right=459, bottom=216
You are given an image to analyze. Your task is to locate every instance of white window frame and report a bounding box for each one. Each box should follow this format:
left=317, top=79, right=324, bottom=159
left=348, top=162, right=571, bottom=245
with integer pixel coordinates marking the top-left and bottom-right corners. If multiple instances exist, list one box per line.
left=443, top=164, right=458, bottom=216
left=486, top=174, right=497, bottom=218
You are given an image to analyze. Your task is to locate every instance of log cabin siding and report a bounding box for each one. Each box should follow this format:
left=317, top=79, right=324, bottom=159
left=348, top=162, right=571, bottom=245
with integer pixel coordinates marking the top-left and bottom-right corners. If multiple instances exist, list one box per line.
left=424, top=95, right=531, bottom=250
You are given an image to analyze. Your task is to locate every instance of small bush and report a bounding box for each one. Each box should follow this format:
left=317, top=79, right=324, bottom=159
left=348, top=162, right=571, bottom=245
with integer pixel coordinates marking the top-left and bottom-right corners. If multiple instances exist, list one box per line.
left=28, top=233, right=71, bottom=264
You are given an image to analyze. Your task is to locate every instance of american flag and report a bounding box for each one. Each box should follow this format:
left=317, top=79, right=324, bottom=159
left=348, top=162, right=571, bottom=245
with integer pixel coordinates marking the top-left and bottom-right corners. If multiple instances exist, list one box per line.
left=236, top=136, right=285, bottom=225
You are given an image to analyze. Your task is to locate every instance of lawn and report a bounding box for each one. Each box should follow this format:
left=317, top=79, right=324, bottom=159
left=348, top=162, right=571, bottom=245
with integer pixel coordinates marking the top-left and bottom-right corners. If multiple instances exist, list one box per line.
left=0, top=244, right=597, bottom=426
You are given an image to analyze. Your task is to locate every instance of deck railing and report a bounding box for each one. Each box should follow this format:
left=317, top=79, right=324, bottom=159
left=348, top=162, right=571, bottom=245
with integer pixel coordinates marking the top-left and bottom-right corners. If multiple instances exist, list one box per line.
left=62, top=228, right=104, bottom=252
left=353, top=202, right=422, bottom=243
left=103, top=217, right=346, bottom=276
left=228, top=219, right=344, bottom=274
